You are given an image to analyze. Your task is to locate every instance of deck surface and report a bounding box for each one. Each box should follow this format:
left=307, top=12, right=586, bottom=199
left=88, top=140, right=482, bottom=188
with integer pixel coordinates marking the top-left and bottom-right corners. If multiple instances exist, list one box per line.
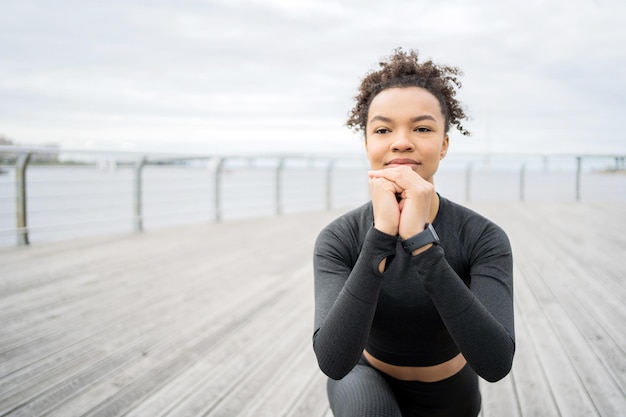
left=1, top=202, right=625, bottom=417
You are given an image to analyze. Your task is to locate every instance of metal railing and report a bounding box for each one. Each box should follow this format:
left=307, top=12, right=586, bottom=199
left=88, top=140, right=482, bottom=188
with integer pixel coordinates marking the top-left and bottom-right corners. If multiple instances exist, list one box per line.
left=1, top=146, right=625, bottom=247
left=0, top=146, right=370, bottom=246
left=452, top=154, right=626, bottom=203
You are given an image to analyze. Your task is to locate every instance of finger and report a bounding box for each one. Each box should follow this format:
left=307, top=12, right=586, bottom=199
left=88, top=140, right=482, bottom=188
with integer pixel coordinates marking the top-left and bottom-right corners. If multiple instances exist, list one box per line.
left=369, top=176, right=403, bottom=194
left=368, top=166, right=419, bottom=182
left=369, top=167, right=428, bottom=192
left=398, top=197, right=405, bottom=212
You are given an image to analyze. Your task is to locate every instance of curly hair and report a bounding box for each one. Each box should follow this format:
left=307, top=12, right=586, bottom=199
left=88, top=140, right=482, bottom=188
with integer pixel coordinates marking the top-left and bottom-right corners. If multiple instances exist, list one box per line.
left=346, top=48, right=470, bottom=136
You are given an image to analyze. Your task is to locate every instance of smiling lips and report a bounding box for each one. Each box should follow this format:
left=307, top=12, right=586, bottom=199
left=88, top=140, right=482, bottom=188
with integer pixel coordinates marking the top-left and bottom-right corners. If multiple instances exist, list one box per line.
left=386, top=158, right=421, bottom=167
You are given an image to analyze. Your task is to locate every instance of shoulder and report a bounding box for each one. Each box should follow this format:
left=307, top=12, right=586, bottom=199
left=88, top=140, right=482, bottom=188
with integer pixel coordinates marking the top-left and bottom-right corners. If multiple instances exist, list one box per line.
left=438, top=196, right=506, bottom=234
left=437, top=196, right=511, bottom=254
left=314, top=201, right=373, bottom=258
left=316, top=201, right=373, bottom=244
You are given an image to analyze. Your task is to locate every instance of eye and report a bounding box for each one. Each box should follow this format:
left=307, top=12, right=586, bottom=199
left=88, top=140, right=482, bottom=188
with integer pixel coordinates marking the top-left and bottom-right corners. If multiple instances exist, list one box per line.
left=374, top=127, right=390, bottom=134
left=415, top=126, right=431, bottom=133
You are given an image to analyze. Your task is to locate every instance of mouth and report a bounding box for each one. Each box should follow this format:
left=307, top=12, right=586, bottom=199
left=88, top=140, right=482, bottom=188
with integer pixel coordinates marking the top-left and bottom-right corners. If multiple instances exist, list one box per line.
left=385, top=158, right=421, bottom=167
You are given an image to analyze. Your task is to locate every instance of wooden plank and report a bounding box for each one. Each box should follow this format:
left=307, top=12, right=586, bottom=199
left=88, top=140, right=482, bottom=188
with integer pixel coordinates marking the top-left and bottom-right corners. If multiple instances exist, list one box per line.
left=284, top=371, right=329, bottom=417
left=0, top=249, right=247, bottom=379
left=504, top=207, right=625, bottom=417
left=235, top=344, right=317, bottom=417
left=473, top=202, right=626, bottom=416
left=200, top=323, right=311, bottom=417
left=1, top=204, right=625, bottom=417
left=510, top=266, right=563, bottom=417
left=479, top=373, right=521, bottom=417
left=0, top=211, right=341, bottom=416
left=123, top=275, right=312, bottom=417
left=50, top=292, right=304, bottom=417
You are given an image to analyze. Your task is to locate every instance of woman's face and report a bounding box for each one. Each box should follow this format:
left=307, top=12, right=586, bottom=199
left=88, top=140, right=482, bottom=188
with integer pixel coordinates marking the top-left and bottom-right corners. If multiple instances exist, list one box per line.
left=365, top=86, right=449, bottom=184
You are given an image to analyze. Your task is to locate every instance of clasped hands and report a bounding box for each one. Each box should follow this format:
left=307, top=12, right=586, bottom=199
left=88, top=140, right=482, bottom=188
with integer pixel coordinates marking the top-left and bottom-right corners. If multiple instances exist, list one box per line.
left=368, top=166, right=435, bottom=241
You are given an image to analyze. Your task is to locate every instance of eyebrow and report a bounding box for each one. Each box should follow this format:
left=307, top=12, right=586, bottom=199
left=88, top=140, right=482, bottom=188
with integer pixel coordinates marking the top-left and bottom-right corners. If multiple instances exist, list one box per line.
left=369, top=114, right=438, bottom=124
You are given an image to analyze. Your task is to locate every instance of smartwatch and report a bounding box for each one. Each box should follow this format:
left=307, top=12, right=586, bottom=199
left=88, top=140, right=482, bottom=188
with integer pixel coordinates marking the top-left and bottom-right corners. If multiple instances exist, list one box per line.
left=401, top=223, right=440, bottom=254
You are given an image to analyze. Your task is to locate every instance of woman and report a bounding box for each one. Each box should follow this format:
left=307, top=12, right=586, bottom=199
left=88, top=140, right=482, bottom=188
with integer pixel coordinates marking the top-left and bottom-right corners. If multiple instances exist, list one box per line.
left=312, top=49, right=515, bottom=417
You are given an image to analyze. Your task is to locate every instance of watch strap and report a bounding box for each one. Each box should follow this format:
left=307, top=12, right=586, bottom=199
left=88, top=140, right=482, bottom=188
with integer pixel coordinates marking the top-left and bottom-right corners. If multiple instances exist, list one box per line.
left=401, top=223, right=440, bottom=254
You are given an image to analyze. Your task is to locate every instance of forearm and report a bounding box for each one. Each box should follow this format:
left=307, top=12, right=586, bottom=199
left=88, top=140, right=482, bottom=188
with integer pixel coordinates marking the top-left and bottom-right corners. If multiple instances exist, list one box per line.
left=437, top=298, right=514, bottom=382
left=312, top=286, right=379, bottom=379
left=415, top=245, right=515, bottom=382
left=313, top=227, right=396, bottom=379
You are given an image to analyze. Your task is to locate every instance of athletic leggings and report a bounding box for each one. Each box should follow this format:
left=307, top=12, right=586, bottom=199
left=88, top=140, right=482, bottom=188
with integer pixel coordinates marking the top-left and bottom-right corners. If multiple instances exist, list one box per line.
left=327, top=356, right=481, bottom=417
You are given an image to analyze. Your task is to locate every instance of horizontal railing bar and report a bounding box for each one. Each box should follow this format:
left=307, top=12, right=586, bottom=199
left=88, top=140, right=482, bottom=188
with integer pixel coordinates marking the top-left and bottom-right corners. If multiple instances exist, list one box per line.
left=2, top=146, right=624, bottom=246
left=2, top=193, right=340, bottom=212
left=0, top=216, right=136, bottom=235
left=134, top=210, right=216, bottom=221
left=0, top=145, right=365, bottom=161
left=0, top=211, right=226, bottom=236
left=0, top=195, right=340, bottom=235
left=1, top=144, right=624, bottom=160
left=19, top=204, right=134, bottom=215
left=14, top=194, right=133, bottom=202
left=141, top=186, right=212, bottom=193
left=13, top=179, right=135, bottom=184
left=139, top=197, right=214, bottom=205
left=6, top=163, right=615, bottom=172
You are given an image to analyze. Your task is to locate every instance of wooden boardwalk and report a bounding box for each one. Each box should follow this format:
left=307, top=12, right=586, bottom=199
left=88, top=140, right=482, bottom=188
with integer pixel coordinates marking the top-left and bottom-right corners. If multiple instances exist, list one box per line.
left=0, top=202, right=624, bottom=417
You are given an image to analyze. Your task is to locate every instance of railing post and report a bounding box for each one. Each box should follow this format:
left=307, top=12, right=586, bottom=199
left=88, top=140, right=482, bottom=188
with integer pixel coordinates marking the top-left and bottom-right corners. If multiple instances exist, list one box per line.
left=133, top=157, right=146, bottom=232
left=275, top=157, right=285, bottom=215
left=519, top=163, right=526, bottom=201
left=575, top=156, right=582, bottom=202
left=15, top=152, right=32, bottom=246
left=465, top=163, right=472, bottom=202
left=325, top=159, right=335, bottom=210
left=214, top=157, right=225, bottom=222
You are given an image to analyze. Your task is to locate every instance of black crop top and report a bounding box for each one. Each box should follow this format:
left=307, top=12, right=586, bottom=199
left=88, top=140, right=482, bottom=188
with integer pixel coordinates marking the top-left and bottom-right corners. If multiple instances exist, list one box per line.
left=312, top=196, right=515, bottom=382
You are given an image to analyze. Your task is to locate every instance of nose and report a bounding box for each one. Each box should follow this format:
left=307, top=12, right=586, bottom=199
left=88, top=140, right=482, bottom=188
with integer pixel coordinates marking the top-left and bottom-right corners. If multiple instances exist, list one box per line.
left=391, top=131, right=414, bottom=152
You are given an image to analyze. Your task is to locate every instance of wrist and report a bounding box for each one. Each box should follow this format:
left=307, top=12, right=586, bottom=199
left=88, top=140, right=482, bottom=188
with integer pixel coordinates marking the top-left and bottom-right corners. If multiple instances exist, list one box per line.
left=401, top=223, right=440, bottom=255
left=373, top=223, right=397, bottom=237
left=411, top=243, right=433, bottom=256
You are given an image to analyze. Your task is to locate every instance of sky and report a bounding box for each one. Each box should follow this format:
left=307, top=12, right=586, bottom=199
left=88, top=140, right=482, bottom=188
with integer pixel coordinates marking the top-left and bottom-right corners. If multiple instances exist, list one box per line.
left=1, top=0, right=625, bottom=157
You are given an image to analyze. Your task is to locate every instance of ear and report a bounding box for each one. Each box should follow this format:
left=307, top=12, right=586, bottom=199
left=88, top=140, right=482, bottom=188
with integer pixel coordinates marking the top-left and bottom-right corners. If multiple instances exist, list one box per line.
left=440, top=135, right=449, bottom=160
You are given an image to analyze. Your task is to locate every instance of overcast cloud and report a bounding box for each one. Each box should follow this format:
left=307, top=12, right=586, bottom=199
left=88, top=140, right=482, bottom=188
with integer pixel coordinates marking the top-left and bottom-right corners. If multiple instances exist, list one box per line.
left=1, top=0, right=625, bottom=156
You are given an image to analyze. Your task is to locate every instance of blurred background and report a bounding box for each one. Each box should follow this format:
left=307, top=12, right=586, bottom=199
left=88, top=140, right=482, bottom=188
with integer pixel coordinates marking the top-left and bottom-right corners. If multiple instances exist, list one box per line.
left=1, top=0, right=625, bottom=246
left=2, top=0, right=625, bottom=155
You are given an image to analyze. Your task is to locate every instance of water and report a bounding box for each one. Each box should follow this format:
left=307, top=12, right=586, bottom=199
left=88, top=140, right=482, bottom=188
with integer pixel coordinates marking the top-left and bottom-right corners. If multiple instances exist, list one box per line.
left=0, top=162, right=370, bottom=246
left=1, top=157, right=625, bottom=247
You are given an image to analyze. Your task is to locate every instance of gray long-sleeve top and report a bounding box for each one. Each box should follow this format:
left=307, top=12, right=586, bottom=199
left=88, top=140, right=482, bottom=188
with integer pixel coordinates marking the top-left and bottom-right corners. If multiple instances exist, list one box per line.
left=313, top=196, right=515, bottom=382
